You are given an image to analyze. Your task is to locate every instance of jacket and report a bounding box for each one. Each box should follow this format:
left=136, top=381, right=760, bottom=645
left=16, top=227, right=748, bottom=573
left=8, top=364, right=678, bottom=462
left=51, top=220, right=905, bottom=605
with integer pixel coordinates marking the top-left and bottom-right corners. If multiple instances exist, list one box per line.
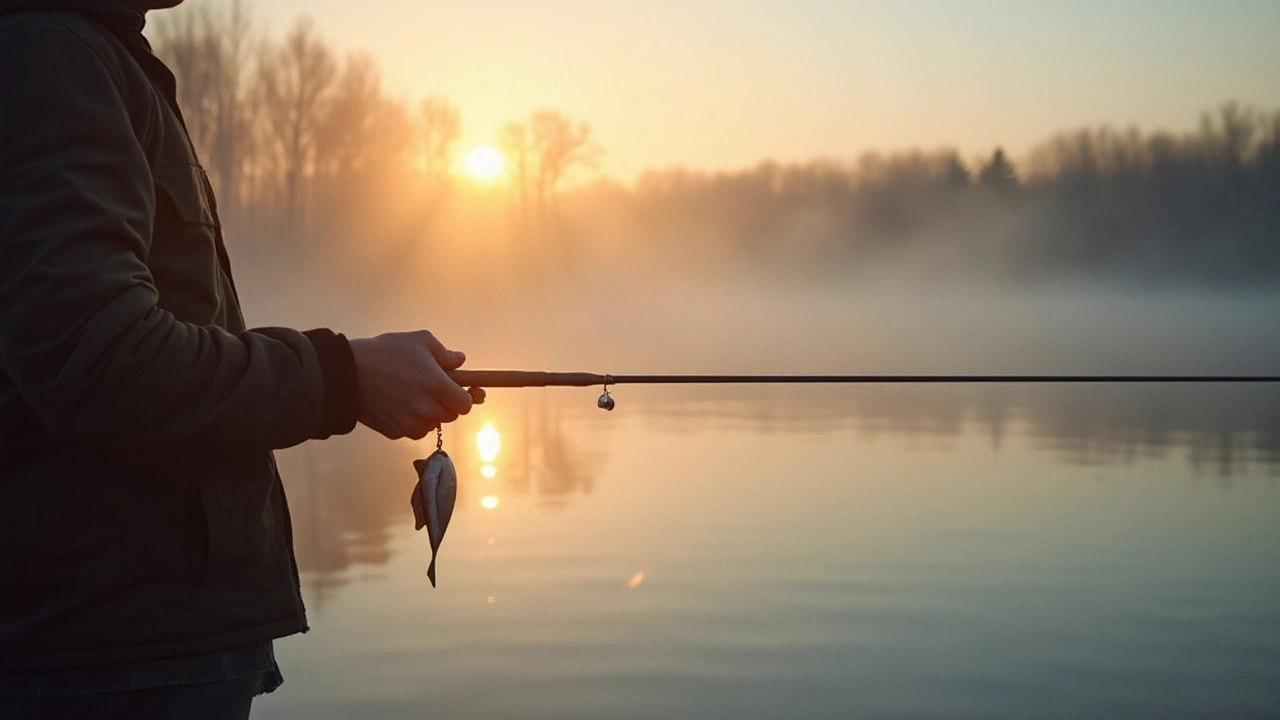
left=0, top=0, right=358, bottom=670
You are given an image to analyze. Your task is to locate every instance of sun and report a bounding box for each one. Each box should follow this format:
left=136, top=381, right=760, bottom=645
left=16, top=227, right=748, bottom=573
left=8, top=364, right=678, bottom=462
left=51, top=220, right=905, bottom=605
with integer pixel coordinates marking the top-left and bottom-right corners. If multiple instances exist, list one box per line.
left=466, top=146, right=503, bottom=181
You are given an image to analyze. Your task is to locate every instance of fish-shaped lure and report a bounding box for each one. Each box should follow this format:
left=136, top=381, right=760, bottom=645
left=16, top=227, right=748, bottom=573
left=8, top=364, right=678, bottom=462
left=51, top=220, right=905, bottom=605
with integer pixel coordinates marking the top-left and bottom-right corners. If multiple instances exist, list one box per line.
left=411, top=449, right=457, bottom=587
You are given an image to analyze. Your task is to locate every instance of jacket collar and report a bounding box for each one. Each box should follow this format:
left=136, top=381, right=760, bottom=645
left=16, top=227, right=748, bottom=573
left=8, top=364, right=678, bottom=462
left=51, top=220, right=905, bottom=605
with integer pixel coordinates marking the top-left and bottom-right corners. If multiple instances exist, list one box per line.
left=0, top=0, right=145, bottom=32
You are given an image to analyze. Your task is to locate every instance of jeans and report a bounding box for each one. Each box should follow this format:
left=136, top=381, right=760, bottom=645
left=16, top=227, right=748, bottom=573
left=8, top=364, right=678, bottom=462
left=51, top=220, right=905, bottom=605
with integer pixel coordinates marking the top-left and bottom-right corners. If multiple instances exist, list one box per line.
left=0, top=672, right=267, bottom=719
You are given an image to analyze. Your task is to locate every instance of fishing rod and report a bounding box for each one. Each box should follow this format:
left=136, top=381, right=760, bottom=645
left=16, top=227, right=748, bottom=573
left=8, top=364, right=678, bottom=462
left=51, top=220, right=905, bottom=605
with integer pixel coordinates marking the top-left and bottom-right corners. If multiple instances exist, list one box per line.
left=447, top=370, right=1280, bottom=411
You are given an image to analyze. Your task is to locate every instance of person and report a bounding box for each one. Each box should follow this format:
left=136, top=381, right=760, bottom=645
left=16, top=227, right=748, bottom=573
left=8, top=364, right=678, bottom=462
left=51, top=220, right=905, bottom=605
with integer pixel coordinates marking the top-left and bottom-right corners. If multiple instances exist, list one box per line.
left=0, top=0, right=483, bottom=716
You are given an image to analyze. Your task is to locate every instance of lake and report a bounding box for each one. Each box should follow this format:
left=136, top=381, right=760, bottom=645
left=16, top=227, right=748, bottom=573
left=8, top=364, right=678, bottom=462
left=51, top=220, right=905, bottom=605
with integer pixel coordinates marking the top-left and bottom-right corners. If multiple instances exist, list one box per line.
left=252, top=381, right=1280, bottom=719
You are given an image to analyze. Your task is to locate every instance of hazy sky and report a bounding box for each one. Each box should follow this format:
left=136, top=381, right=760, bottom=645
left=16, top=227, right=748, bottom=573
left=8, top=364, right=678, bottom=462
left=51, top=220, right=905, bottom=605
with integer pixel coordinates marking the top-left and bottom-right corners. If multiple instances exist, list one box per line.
left=223, top=0, right=1280, bottom=181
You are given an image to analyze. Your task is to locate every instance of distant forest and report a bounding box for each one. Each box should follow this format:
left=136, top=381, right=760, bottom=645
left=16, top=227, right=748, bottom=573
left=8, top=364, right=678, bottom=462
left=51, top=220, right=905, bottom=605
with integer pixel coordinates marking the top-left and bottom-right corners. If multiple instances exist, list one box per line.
left=155, top=2, right=1280, bottom=286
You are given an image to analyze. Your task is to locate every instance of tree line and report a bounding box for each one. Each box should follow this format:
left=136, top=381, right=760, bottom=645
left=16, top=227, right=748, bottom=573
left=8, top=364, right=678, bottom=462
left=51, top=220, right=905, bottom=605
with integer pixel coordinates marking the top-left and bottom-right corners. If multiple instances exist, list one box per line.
left=155, top=2, right=1280, bottom=285
left=588, top=102, right=1280, bottom=283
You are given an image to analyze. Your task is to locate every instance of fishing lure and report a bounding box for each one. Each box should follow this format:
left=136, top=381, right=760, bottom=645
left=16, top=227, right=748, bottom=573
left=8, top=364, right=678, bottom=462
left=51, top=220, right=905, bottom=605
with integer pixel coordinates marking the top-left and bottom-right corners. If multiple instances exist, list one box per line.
left=411, top=428, right=457, bottom=588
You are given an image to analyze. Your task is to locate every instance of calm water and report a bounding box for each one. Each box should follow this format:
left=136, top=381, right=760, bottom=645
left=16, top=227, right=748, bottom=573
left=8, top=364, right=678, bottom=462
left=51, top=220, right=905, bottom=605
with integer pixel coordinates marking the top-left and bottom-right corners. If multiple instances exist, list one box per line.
left=253, top=384, right=1280, bottom=720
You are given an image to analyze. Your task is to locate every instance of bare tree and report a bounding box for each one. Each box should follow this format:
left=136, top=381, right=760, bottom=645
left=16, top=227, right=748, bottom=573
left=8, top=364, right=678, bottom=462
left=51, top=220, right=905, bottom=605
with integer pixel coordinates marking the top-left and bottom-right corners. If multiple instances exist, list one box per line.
left=529, top=110, right=600, bottom=229
left=317, top=53, right=383, bottom=179
left=255, top=17, right=337, bottom=242
left=417, top=96, right=461, bottom=191
left=312, top=53, right=413, bottom=243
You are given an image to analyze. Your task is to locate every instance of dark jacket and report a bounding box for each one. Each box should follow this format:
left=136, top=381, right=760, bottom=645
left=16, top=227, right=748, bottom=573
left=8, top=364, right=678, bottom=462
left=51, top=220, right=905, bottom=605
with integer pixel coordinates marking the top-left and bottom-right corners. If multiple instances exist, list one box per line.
left=0, top=1, right=358, bottom=671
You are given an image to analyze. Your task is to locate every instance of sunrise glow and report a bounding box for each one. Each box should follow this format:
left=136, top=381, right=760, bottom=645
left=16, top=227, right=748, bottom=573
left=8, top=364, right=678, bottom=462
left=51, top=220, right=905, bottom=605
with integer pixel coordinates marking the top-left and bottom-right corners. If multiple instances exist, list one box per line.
left=466, top=146, right=502, bottom=181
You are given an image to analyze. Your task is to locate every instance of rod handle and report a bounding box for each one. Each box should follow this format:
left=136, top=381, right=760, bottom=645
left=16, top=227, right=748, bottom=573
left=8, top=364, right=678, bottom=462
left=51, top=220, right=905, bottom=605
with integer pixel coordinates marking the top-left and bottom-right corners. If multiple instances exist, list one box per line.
left=447, top=370, right=605, bottom=388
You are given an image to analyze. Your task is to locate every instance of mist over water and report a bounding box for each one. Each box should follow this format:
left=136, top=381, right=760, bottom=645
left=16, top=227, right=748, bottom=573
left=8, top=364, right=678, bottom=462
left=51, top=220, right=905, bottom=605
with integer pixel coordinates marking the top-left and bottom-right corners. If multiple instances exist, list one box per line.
left=249, top=261, right=1280, bottom=720
left=239, top=256, right=1280, bottom=379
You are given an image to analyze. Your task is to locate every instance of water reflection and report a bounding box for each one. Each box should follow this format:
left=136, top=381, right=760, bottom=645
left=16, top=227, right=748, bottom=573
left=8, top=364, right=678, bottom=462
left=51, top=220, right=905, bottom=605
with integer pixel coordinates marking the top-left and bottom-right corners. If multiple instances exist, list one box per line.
left=620, top=384, right=1280, bottom=479
left=476, top=424, right=501, bottom=463
left=448, top=395, right=604, bottom=510
left=275, top=391, right=605, bottom=605
left=276, top=385, right=1280, bottom=608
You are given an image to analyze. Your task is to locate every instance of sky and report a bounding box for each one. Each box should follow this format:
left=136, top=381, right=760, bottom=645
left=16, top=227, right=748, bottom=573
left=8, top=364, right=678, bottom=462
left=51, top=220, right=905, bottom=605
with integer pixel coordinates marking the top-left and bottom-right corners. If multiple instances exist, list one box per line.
left=228, top=0, right=1280, bottom=182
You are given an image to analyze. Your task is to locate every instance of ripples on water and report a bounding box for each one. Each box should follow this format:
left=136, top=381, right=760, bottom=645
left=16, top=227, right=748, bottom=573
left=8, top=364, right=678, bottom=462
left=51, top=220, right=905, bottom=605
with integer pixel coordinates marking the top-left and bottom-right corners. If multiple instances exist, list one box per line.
left=252, top=385, right=1280, bottom=720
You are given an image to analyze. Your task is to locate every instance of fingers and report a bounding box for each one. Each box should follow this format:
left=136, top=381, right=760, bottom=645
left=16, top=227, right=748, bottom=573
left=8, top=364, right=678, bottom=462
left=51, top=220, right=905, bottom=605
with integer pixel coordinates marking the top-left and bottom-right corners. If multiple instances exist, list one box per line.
left=402, top=398, right=456, bottom=439
left=419, top=394, right=459, bottom=423
left=404, top=390, right=484, bottom=440
left=352, top=330, right=481, bottom=441
left=427, top=367, right=473, bottom=416
left=407, top=330, right=473, bottom=414
left=404, top=422, right=438, bottom=441
left=416, top=330, right=472, bottom=414
left=418, top=330, right=466, bottom=371
left=397, top=390, right=482, bottom=440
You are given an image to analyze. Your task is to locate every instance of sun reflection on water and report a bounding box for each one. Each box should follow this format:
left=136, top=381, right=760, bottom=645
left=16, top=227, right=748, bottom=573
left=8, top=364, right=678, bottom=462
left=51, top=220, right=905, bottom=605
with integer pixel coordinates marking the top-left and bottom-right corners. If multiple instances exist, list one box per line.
left=477, top=424, right=501, bottom=463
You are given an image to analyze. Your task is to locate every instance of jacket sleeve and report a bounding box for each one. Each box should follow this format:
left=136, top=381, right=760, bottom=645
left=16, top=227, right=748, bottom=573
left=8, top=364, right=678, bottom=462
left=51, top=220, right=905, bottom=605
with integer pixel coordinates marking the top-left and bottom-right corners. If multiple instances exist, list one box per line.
left=0, top=20, right=358, bottom=451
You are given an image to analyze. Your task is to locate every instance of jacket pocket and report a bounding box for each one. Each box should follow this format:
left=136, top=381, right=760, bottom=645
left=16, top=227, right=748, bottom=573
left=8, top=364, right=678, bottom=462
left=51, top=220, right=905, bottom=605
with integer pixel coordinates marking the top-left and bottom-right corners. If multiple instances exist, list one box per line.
left=154, top=163, right=217, bottom=228
left=149, top=162, right=228, bottom=325
left=190, top=454, right=280, bottom=590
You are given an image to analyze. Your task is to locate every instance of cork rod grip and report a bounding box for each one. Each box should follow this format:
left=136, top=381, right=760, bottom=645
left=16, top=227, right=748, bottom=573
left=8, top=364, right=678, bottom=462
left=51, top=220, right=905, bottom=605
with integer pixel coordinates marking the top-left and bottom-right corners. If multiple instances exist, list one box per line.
left=446, top=370, right=606, bottom=388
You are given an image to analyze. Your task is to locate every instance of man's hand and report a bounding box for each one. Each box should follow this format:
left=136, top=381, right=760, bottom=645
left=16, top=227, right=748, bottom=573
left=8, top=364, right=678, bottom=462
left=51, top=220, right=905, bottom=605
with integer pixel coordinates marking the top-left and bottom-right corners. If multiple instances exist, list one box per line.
left=349, top=331, right=486, bottom=440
